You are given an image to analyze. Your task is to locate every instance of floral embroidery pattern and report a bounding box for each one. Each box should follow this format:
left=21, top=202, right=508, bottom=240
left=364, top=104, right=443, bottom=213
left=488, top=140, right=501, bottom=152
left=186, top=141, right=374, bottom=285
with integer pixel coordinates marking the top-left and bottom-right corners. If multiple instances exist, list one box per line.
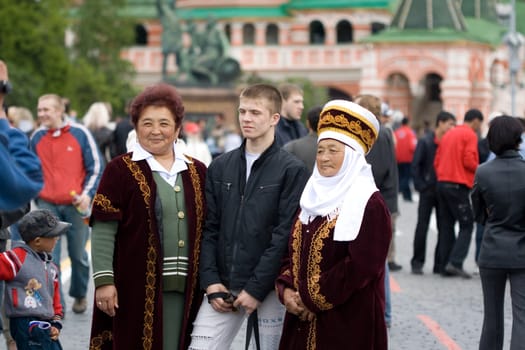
left=306, top=219, right=335, bottom=311
left=93, top=194, right=119, bottom=213
left=142, top=233, right=157, bottom=350
left=123, top=156, right=151, bottom=208
left=185, top=161, right=205, bottom=323
left=307, top=320, right=317, bottom=350
left=89, top=330, right=112, bottom=350
left=291, top=219, right=303, bottom=290
left=318, top=110, right=377, bottom=153
left=123, top=156, right=156, bottom=350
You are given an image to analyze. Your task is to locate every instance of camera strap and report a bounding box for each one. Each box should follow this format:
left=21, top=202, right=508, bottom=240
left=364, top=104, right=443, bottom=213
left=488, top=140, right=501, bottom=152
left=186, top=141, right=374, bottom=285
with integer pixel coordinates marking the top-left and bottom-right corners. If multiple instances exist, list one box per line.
left=245, top=310, right=260, bottom=350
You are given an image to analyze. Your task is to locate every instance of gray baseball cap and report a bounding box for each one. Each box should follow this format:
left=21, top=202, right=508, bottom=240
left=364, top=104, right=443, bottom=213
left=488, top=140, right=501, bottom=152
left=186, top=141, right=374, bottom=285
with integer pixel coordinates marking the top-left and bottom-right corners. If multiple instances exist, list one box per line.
left=18, top=209, right=71, bottom=243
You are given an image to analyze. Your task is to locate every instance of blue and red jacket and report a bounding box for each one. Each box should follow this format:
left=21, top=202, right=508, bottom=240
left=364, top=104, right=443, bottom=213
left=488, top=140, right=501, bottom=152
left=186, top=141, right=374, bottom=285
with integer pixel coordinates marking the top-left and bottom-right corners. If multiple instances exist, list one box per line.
left=30, top=120, right=103, bottom=204
left=0, top=242, right=63, bottom=320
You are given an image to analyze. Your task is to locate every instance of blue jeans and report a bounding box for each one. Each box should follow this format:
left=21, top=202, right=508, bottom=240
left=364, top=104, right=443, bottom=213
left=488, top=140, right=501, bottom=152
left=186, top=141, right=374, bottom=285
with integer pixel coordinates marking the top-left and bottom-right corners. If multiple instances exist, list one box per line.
left=35, top=200, right=90, bottom=305
left=10, top=317, right=63, bottom=350
left=397, top=163, right=413, bottom=201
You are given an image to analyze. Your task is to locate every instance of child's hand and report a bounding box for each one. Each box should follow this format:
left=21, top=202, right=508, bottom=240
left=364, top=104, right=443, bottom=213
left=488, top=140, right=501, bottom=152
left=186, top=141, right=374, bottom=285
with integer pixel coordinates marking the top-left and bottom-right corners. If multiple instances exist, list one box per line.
left=50, top=326, right=60, bottom=341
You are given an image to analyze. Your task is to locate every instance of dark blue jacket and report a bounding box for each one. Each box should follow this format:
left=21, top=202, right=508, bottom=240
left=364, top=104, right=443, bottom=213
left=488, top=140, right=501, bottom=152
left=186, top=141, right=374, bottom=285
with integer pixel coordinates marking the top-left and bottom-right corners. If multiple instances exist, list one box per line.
left=275, top=117, right=307, bottom=147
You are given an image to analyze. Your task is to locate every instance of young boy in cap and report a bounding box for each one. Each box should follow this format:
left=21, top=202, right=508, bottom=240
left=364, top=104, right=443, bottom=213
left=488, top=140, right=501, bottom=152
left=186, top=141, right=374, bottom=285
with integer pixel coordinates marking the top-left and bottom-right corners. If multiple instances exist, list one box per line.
left=0, top=209, right=69, bottom=349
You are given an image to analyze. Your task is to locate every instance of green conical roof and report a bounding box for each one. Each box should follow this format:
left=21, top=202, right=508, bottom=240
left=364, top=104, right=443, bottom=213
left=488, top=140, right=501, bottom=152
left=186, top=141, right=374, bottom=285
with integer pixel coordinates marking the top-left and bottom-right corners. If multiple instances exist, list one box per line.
left=391, top=0, right=466, bottom=31
left=363, top=0, right=506, bottom=46
left=461, top=0, right=498, bottom=21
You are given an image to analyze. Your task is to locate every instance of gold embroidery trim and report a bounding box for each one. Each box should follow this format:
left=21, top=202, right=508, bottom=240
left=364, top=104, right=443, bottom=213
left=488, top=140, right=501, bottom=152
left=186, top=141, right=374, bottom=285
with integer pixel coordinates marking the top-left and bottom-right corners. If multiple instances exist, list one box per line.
left=307, top=219, right=335, bottom=311
left=291, top=219, right=303, bottom=290
left=307, top=320, right=317, bottom=350
left=142, top=233, right=157, bottom=350
left=89, top=330, right=112, bottom=350
left=93, top=194, right=119, bottom=213
left=318, top=111, right=376, bottom=153
left=186, top=160, right=204, bottom=316
left=123, top=156, right=156, bottom=350
left=123, top=156, right=151, bottom=207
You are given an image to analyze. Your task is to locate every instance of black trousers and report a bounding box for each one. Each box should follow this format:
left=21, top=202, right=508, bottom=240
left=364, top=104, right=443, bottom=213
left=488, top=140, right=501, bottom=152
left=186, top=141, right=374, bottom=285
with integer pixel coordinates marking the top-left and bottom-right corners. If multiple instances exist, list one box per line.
left=411, top=187, right=442, bottom=272
left=436, top=181, right=474, bottom=269
left=479, top=267, right=525, bottom=350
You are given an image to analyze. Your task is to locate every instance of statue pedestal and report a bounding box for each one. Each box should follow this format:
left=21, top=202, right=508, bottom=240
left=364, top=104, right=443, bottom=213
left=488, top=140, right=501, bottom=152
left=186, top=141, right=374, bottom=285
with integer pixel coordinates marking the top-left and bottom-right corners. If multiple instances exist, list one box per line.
left=177, top=86, right=239, bottom=127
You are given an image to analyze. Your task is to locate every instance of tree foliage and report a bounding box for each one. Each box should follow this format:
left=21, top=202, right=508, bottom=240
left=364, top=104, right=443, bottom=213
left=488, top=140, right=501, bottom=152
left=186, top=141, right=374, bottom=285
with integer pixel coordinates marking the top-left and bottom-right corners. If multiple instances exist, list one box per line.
left=70, top=0, right=138, bottom=116
left=0, top=0, right=138, bottom=118
left=0, top=0, right=71, bottom=109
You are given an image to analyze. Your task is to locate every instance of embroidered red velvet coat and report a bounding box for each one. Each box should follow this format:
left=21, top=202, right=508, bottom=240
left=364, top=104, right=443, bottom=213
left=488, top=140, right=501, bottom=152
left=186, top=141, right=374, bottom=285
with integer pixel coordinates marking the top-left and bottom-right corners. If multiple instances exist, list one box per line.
left=89, top=154, right=206, bottom=350
left=276, top=192, right=391, bottom=350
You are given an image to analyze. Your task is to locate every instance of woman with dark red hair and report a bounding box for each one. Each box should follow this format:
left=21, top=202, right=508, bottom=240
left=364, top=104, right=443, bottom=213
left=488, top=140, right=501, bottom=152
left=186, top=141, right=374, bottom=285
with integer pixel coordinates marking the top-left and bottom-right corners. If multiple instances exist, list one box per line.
left=89, top=83, right=207, bottom=350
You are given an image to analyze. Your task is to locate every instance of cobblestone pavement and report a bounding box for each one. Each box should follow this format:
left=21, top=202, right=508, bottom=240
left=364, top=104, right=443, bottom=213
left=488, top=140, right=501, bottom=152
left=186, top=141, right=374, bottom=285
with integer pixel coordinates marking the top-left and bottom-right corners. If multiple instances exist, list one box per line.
left=1, top=194, right=512, bottom=349
left=386, top=196, right=511, bottom=350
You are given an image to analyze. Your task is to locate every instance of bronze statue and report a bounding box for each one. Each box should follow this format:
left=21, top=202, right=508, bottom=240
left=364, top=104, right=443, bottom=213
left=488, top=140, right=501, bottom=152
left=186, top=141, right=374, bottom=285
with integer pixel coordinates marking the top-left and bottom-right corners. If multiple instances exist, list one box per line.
left=156, top=0, right=182, bottom=80
left=156, top=1, right=240, bottom=85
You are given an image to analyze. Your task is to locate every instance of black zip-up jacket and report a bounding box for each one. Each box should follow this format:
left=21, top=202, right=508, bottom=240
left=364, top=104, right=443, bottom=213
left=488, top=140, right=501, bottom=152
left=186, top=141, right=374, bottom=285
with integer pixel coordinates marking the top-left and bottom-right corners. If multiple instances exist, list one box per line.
left=411, top=131, right=437, bottom=193
left=199, top=140, right=309, bottom=302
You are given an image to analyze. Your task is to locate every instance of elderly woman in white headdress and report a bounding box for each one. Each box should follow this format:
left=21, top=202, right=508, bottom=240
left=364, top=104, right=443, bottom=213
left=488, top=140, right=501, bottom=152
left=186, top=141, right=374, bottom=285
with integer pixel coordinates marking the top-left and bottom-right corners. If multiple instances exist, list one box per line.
left=276, top=100, right=391, bottom=350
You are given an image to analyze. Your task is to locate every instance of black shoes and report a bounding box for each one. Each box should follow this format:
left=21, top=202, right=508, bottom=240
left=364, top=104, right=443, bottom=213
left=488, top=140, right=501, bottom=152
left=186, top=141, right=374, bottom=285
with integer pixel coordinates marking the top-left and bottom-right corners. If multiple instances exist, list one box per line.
left=388, top=262, right=402, bottom=272
left=411, top=266, right=423, bottom=275
left=444, top=263, right=471, bottom=279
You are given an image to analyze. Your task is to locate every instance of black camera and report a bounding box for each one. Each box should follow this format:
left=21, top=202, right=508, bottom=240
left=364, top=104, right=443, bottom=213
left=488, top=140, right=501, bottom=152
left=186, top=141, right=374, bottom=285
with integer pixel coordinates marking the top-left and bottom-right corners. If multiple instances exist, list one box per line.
left=0, top=80, right=12, bottom=94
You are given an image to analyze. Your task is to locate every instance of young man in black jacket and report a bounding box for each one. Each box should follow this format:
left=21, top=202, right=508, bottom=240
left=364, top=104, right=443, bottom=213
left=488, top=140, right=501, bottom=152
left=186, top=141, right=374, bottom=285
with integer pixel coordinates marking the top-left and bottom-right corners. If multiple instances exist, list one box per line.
left=275, top=83, right=307, bottom=147
left=190, top=84, right=309, bottom=350
left=410, top=111, right=456, bottom=275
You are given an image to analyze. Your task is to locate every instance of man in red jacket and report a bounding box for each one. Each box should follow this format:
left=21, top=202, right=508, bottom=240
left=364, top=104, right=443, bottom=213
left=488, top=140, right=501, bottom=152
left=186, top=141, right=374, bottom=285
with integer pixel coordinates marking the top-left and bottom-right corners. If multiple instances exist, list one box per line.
left=434, top=109, right=483, bottom=279
left=394, top=117, right=417, bottom=201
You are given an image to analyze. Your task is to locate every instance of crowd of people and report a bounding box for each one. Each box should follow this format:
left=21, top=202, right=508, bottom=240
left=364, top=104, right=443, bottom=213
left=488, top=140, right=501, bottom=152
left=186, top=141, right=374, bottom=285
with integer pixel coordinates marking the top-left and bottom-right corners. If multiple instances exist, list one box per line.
left=1, top=53, right=525, bottom=350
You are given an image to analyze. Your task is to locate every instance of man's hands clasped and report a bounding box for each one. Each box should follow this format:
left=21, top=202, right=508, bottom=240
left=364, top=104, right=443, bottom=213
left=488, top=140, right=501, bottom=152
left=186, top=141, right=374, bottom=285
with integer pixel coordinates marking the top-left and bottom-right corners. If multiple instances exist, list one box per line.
left=206, top=283, right=261, bottom=315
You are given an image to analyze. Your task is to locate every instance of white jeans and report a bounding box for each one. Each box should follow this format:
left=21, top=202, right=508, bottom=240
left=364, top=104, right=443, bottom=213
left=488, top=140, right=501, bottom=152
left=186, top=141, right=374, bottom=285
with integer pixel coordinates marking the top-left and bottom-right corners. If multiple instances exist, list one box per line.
left=188, top=292, right=284, bottom=350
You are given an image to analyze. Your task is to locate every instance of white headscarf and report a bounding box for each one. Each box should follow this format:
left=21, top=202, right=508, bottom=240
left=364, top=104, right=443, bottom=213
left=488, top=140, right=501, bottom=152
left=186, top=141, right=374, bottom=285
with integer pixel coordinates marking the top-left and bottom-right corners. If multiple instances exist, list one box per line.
left=298, top=99, right=380, bottom=241
left=299, top=144, right=377, bottom=241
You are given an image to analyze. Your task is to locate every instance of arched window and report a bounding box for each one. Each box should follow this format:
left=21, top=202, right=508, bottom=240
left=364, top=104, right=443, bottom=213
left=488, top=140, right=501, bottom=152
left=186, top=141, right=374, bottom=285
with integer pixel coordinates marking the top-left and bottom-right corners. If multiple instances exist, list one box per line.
left=224, top=23, right=232, bottom=43
left=309, top=20, right=325, bottom=44
left=135, top=24, right=147, bottom=45
left=243, top=23, right=255, bottom=45
left=371, top=22, right=386, bottom=35
left=336, top=20, right=353, bottom=43
left=266, top=23, right=279, bottom=45
left=424, top=73, right=443, bottom=102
